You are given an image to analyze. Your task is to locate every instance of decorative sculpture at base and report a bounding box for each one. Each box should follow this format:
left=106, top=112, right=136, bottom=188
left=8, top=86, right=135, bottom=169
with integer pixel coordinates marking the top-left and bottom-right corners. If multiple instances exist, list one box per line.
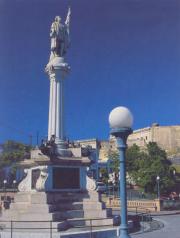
left=35, top=166, right=48, bottom=191
left=18, top=169, right=31, bottom=192
left=86, top=175, right=96, bottom=191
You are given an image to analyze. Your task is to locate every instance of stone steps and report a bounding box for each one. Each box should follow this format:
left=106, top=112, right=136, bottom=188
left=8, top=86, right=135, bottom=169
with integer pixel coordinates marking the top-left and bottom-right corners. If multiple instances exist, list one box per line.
left=14, top=192, right=100, bottom=204
left=57, top=209, right=108, bottom=220
left=55, top=201, right=105, bottom=211
left=3, top=211, right=62, bottom=222
left=2, top=191, right=114, bottom=231
left=67, top=217, right=114, bottom=228
left=0, top=220, right=69, bottom=231
left=10, top=201, right=105, bottom=214
left=7, top=208, right=109, bottom=221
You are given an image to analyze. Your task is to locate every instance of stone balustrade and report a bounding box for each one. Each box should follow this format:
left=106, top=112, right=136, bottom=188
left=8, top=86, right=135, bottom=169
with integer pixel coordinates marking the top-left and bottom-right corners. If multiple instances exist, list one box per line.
left=107, top=198, right=161, bottom=212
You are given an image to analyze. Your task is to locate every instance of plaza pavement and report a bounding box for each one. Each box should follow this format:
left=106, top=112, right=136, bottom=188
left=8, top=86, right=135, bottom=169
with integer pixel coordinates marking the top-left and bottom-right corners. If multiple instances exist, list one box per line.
left=0, top=211, right=179, bottom=237
left=131, top=214, right=180, bottom=238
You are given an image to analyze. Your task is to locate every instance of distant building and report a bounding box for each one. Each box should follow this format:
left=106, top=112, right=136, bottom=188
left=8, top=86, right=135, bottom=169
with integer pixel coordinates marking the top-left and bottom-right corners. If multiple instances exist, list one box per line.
left=74, top=139, right=115, bottom=162
left=74, top=124, right=180, bottom=179
left=74, top=139, right=112, bottom=177
left=127, top=123, right=180, bottom=156
left=99, top=141, right=110, bottom=162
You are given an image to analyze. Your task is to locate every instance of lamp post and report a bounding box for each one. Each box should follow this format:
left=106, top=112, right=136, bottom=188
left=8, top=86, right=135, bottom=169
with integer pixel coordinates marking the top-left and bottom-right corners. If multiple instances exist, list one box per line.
left=3, top=180, right=7, bottom=190
left=173, top=170, right=176, bottom=177
left=3, top=179, right=7, bottom=202
left=156, top=176, right=160, bottom=199
left=109, top=106, right=133, bottom=238
left=107, top=160, right=111, bottom=197
left=13, top=180, right=16, bottom=192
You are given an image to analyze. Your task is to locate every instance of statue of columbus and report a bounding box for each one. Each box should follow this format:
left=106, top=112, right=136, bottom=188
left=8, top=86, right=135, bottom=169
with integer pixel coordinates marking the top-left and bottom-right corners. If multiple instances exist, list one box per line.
left=49, top=7, right=71, bottom=61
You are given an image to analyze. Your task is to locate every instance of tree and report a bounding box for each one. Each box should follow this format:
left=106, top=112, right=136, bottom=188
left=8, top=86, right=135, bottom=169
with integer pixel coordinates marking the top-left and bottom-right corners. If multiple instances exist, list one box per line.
left=126, top=144, right=141, bottom=173
left=108, top=150, right=120, bottom=185
left=0, top=140, right=31, bottom=167
left=126, top=142, right=175, bottom=194
left=0, top=140, right=31, bottom=185
left=99, top=167, right=109, bottom=184
left=107, top=142, right=175, bottom=194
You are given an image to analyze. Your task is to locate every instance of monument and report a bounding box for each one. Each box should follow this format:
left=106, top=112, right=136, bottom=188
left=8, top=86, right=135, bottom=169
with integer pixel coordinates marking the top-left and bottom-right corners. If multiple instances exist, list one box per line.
left=0, top=8, right=114, bottom=232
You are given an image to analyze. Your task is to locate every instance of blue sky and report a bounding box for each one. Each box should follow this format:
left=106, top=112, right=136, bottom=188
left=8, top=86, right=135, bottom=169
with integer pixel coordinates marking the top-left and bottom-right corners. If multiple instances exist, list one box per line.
left=0, top=0, right=179, bottom=145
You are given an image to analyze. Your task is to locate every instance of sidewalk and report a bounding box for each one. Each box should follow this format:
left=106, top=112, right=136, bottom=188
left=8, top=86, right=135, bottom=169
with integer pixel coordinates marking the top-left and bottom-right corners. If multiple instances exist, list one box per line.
left=131, top=214, right=180, bottom=238
left=150, top=209, right=180, bottom=216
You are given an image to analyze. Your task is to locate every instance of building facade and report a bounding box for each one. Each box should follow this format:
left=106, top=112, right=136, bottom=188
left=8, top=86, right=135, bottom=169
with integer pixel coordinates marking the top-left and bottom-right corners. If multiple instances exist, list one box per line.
left=73, top=124, right=180, bottom=178
left=127, top=124, right=180, bottom=156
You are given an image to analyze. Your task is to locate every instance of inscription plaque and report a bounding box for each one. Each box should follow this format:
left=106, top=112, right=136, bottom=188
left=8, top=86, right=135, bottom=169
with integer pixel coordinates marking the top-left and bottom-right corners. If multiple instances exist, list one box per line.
left=53, top=167, right=80, bottom=189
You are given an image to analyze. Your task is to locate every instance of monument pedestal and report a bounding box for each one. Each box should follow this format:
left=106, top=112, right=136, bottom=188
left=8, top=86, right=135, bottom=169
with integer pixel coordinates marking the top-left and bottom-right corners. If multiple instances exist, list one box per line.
left=3, top=191, right=112, bottom=228
left=1, top=148, right=114, bottom=231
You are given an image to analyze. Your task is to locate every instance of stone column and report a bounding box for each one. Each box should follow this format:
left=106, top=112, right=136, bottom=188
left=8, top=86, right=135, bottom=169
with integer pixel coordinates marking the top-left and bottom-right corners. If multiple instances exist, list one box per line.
left=46, top=57, right=70, bottom=156
left=48, top=74, right=57, bottom=139
left=56, top=79, right=64, bottom=140
left=48, top=77, right=53, bottom=139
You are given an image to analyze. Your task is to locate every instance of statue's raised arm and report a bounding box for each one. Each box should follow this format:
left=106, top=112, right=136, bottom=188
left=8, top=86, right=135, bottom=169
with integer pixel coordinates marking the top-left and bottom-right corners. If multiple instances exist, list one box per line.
left=65, top=7, right=71, bottom=32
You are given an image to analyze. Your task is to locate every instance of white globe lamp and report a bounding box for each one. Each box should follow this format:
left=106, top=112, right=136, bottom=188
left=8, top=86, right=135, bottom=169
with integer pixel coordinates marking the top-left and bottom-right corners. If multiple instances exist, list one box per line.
left=109, top=106, right=133, bottom=129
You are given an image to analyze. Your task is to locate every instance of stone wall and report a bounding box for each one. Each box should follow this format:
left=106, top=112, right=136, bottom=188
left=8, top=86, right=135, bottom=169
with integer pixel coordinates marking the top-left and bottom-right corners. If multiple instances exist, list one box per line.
left=127, top=127, right=152, bottom=148
left=127, top=125, right=180, bottom=156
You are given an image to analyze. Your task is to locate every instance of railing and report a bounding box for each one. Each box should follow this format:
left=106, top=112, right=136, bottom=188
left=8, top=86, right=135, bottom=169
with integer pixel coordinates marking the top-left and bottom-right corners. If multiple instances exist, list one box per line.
left=134, top=209, right=164, bottom=233
left=71, top=217, right=116, bottom=238
left=0, top=213, right=158, bottom=237
left=105, top=189, right=156, bottom=200
left=0, top=220, right=54, bottom=238
left=0, top=218, right=116, bottom=238
left=136, top=210, right=152, bottom=233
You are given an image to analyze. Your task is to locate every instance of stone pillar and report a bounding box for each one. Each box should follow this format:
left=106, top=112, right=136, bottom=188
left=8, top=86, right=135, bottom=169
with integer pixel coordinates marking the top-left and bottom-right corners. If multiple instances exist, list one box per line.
left=49, top=74, right=57, bottom=138
left=46, top=57, right=70, bottom=141
left=48, top=78, right=53, bottom=139
left=56, top=79, right=64, bottom=140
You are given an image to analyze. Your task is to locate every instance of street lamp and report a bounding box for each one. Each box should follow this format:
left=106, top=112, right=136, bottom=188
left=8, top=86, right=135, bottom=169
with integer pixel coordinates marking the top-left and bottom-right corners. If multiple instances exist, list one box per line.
left=173, top=170, right=176, bottom=176
left=3, top=179, right=7, bottom=190
left=13, top=180, right=16, bottom=191
left=107, top=160, right=111, bottom=197
left=3, top=179, right=7, bottom=201
left=156, top=176, right=160, bottom=199
left=109, top=106, right=133, bottom=238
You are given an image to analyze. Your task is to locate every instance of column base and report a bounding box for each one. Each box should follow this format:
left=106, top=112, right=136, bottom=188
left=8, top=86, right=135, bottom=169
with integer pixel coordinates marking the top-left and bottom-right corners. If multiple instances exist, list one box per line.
left=54, top=139, right=72, bottom=157
left=119, top=226, right=131, bottom=238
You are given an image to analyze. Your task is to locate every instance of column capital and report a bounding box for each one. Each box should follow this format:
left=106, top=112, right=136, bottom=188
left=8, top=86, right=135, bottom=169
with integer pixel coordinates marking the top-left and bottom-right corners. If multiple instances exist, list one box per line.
left=49, top=72, right=56, bottom=81
left=45, top=56, right=70, bottom=80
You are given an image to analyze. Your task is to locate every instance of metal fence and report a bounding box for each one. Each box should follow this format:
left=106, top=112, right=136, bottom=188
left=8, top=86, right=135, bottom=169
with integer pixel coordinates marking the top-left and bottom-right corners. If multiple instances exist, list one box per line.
left=105, top=189, right=156, bottom=200
left=0, top=218, right=117, bottom=238
left=0, top=220, right=54, bottom=238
